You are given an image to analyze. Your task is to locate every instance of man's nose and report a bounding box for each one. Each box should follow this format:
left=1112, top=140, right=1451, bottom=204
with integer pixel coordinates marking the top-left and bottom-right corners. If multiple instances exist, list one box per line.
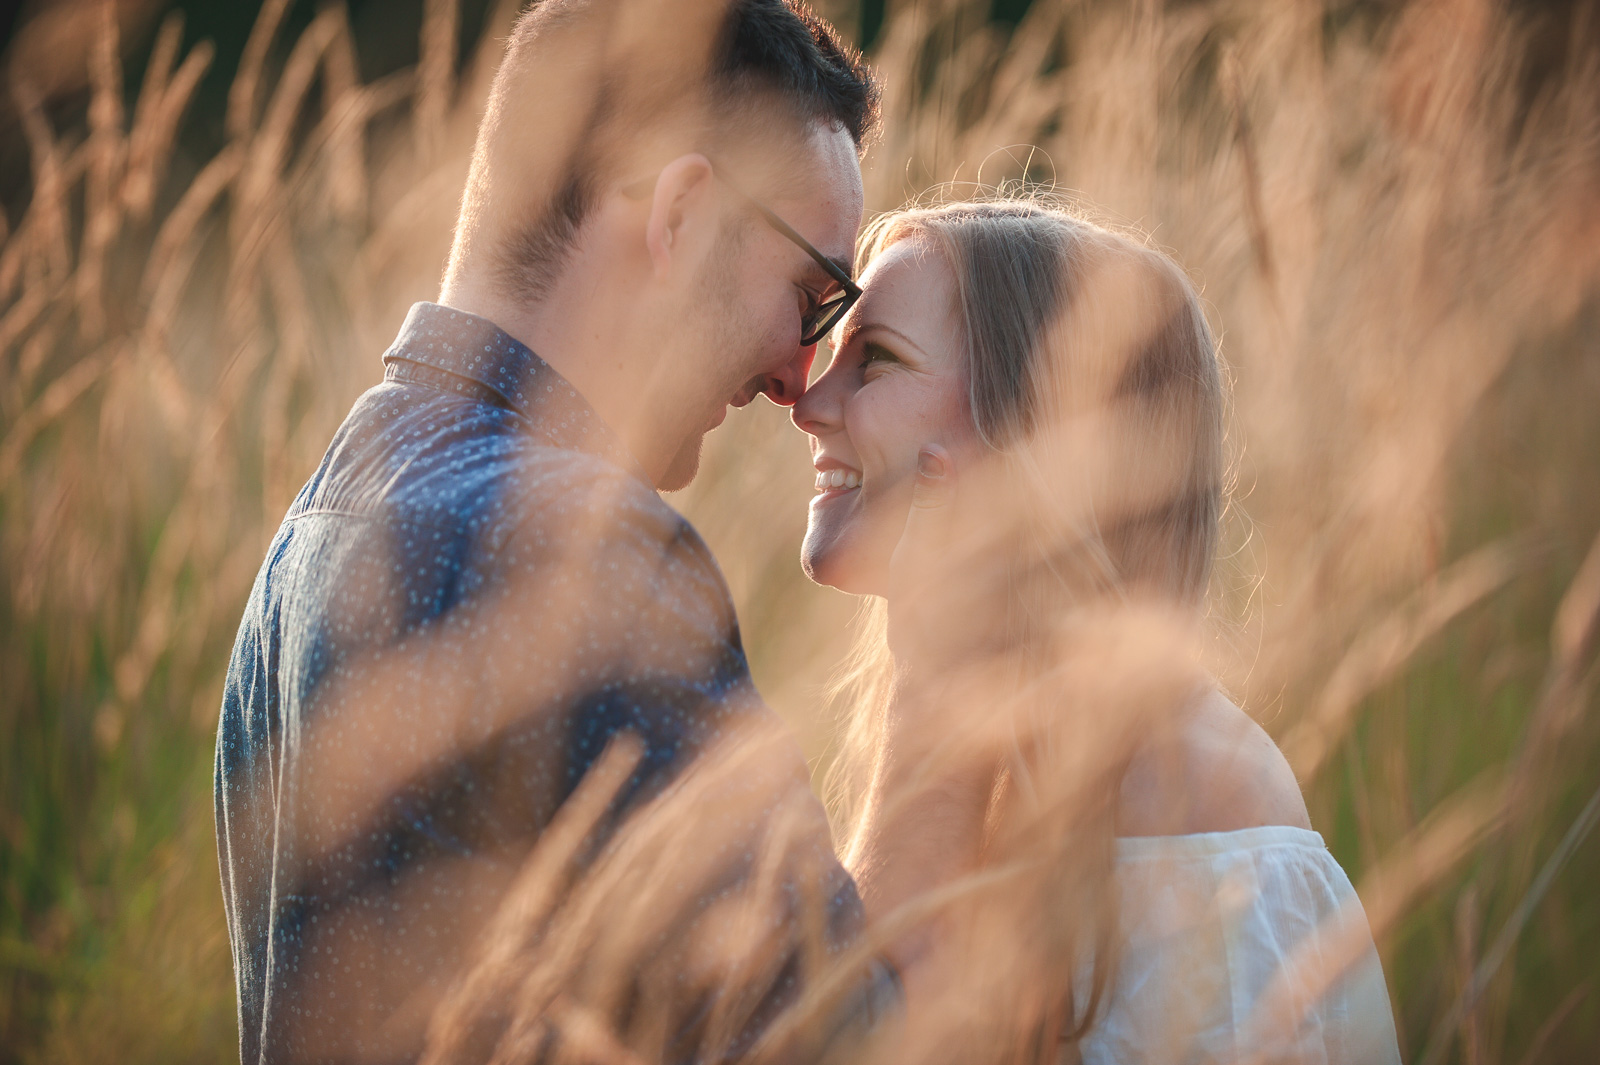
left=758, top=344, right=817, bottom=407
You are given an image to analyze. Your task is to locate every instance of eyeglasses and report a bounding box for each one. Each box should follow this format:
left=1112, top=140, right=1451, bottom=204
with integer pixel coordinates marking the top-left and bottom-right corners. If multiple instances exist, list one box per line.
left=623, top=169, right=862, bottom=347
left=733, top=189, right=862, bottom=345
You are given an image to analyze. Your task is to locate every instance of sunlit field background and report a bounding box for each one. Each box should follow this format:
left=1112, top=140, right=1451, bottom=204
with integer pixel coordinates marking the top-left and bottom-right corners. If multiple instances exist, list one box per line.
left=1, top=0, right=1597, bottom=1061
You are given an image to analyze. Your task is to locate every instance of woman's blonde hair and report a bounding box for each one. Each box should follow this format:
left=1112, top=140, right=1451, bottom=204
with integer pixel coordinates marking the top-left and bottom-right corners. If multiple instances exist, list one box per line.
left=826, top=195, right=1226, bottom=1058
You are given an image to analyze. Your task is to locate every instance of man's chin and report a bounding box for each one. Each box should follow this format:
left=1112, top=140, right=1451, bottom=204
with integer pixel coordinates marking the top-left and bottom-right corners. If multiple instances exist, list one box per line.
left=656, top=433, right=705, bottom=492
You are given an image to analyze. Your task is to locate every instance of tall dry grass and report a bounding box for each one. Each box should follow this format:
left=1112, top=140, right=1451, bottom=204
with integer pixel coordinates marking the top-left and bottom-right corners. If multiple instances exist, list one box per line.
left=1, top=0, right=1597, bottom=1062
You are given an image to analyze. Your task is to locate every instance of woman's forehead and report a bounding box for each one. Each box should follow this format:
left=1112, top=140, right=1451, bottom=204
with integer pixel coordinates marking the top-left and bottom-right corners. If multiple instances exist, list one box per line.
left=842, top=241, right=960, bottom=358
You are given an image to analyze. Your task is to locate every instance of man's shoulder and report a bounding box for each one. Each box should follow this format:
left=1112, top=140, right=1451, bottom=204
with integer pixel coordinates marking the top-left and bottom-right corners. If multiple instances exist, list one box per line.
left=475, top=444, right=732, bottom=609
left=501, top=445, right=699, bottom=553
left=327, top=382, right=686, bottom=543
left=302, top=380, right=736, bottom=625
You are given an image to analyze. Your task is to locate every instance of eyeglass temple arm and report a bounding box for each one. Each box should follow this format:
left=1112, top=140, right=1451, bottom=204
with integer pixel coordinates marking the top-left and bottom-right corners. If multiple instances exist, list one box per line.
left=744, top=200, right=860, bottom=293
left=622, top=169, right=860, bottom=293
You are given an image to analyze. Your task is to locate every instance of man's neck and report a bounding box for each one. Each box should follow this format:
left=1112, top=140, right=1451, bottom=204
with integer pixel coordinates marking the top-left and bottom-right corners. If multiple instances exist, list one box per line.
left=438, top=276, right=673, bottom=486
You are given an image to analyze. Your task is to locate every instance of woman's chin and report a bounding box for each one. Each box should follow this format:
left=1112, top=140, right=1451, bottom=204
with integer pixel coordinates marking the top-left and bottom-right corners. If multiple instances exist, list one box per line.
left=800, top=537, right=886, bottom=596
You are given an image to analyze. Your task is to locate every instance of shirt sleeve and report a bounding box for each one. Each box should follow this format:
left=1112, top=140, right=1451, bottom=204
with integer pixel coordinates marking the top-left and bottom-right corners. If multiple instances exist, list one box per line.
left=1082, top=829, right=1402, bottom=1065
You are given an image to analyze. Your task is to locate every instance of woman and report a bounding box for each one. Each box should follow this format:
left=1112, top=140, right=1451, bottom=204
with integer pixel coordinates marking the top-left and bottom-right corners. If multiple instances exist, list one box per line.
left=791, top=199, right=1402, bottom=1064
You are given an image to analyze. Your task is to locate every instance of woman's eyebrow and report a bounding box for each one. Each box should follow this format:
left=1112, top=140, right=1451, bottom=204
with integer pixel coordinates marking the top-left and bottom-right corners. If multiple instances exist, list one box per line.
left=841, top=320, right=933, bottom=361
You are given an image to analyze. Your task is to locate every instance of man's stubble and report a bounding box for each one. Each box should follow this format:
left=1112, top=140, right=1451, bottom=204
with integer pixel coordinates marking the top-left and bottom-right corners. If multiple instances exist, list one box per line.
left=658, top=220, right=752, bottom=493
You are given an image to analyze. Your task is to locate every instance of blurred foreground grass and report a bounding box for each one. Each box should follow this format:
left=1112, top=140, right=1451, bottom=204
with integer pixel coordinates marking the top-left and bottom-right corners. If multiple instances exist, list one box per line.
left=1, top=0, right=1598, bottom=1061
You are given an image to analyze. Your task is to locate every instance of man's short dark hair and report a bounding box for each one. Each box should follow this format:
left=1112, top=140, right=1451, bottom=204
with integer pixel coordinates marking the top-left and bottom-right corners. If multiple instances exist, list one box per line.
left=483, top=0, right=879, bottom=301
left=713, top=0, right=879, bottom=148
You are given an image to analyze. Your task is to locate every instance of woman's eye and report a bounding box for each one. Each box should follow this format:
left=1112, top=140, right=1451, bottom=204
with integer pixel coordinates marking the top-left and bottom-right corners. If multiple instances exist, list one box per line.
left=861, top=342, right=899, bottom=367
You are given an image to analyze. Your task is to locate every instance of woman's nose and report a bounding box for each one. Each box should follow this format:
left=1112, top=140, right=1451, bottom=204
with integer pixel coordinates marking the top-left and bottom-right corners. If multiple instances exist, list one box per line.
left=792, top=351, right=845, bottom=434
left=758, top=344, right=816, bottom=407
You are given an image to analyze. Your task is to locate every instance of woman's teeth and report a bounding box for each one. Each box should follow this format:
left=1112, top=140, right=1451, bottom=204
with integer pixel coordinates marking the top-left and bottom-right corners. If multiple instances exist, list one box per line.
left=814, top=469, right=861, bottom=491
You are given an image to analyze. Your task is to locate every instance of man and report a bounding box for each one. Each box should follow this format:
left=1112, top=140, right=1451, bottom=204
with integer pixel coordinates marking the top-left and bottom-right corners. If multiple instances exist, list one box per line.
left=214, top=1, right=884, bottom=1061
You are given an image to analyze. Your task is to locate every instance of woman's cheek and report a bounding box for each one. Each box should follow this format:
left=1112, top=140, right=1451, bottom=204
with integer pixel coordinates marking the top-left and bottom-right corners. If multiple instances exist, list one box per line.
left=869, top=384, right=955, bottom=484
left=850, top=391, right=922, bottom=540
left=844, top=392, right=902, bottom=490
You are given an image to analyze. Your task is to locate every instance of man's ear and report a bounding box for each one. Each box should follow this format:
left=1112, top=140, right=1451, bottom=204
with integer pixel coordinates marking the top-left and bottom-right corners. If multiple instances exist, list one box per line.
left=645, top=153, right=716, bottom=279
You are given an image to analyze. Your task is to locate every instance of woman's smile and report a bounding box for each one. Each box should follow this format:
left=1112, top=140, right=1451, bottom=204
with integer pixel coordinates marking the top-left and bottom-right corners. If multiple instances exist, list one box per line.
left=812, top=463, right=863, bottom=494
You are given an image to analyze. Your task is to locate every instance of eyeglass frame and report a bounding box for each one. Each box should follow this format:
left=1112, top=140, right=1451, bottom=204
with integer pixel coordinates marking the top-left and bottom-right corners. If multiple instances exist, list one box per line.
left=621, top=167, right=862, bottom=347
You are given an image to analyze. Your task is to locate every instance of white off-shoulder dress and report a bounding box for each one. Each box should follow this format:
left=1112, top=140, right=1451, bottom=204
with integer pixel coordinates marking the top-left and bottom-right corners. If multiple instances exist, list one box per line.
left=1077, top=826, right=1403, bottom=1065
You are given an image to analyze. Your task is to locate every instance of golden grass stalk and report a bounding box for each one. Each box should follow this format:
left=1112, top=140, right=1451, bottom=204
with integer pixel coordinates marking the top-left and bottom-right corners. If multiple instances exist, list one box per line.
left=1418, top=780, right=1600, bottom=1065
left=1282, top=538, right=1529, bottom=778
left=320, top=4, right=368, bottom=222
left=74, top=0, right=125, bottom=342
left=226, top=0, right=294, bottom=144
left=416, top=0, right=461, bottom=167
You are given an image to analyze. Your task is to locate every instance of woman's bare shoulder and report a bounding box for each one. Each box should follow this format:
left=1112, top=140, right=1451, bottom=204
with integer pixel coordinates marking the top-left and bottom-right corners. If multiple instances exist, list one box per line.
left=1116, top=689, right=1312, bottom=837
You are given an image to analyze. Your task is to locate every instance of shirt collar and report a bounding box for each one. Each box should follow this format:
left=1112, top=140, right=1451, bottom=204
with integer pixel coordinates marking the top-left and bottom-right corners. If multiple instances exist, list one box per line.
left=381, top=302, right=644, bottom=480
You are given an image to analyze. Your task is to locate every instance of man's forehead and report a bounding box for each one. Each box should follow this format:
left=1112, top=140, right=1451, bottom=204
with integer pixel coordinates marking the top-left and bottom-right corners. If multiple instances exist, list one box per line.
left=771, top=123, right=864, bottom=261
